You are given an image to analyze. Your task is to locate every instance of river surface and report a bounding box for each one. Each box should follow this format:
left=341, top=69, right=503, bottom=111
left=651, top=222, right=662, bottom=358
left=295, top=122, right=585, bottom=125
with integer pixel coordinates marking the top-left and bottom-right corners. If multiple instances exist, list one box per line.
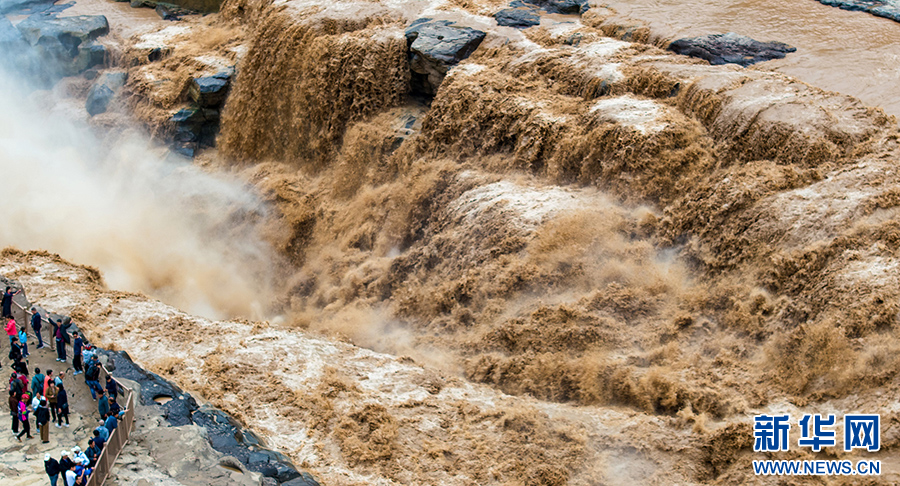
left=602, top=0, right=900, bottom=117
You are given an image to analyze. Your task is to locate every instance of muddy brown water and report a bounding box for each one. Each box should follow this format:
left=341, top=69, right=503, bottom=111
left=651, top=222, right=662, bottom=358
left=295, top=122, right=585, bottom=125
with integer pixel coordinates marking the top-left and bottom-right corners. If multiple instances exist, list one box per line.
left=602, top=0, right=900, bottom=117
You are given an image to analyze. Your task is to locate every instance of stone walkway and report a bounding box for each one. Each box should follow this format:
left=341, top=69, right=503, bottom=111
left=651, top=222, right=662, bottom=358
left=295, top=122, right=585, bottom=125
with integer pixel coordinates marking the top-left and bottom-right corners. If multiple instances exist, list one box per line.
left=1, top=330, right=104, bottom=486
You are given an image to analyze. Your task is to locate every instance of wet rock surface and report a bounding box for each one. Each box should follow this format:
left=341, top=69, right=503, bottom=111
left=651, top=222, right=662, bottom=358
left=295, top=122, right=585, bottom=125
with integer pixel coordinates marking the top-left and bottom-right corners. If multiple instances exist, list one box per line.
left=169, top=68, right=234, bottom=156
left=668, top=32, right=796, bottom=67
left=494, top=7, right=540, bottom=28
left=816, top=0, right=900, bottom=22
left=15, top=14, right=109, bottom=77
left=515, top=0, right=588, bottom=14
left=405, top=19, right=486, bottom=96
left=104, top=350, right=314, bottom=485
left=85, top=71, right=126, bottom=116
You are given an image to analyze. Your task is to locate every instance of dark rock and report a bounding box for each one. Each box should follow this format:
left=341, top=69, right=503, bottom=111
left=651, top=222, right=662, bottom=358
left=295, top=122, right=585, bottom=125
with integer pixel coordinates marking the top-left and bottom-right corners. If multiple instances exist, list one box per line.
left=405, top=19, right=486, bottom=96
left=494, top=8, right=540, bottom=28
left=517, top=0, right=588, bottom=14
left=148, top=47, right=163, bottom=62
left=188, top=74, right=230, bottom=108
left=85, top=84, right=113, bottom=116
left=155, top=3, right=189, bottom=20
left=84, top=71, right=126, bottom=116
left=281, top=473, right=322, bottom=486
left=16, top=14, right=109, bottom=76
left=816, top=0, right=900, bottom=22
left=668, top=32, right=796, bottom=67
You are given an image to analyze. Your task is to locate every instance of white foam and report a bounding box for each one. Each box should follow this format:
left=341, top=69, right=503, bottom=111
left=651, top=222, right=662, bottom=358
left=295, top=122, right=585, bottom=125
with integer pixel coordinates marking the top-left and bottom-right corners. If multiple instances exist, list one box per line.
left=590, top=95, right=667, bottom=134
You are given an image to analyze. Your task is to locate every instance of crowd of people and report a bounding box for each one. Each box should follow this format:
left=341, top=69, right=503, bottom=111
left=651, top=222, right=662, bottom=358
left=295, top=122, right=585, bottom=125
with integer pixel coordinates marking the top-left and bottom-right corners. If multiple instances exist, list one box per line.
left=5, top=290, right=129, bottom=486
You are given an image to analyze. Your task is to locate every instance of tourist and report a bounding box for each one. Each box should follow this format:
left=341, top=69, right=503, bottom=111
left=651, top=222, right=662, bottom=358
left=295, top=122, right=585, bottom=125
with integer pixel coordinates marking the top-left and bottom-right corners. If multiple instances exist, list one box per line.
left=55, top=371, right=65, bottom=388
left=16, top=392, right=32, bottom=440
left=45, top=375, right=58, bottom=423
left=97, top=388, right=109, bottom=418
left=105, top=375, right=118, bottom=401
left=64, top=462, right=76, bottom=486
left=95, top=420, right=109, bottom=441
left=104, top=409, right=118, bottom=432
left=56, top=382, right=69, bottom=427
left=85, top=439, right=102, bottom=467
left=1, top=286, right=19, bottom=318
left=55, top=325, right=66, bottom=362
left=72, top=332, right=83, bottom=375
left=18, top=326, right=28, bottom=357
left=36, top=397, right=50, bottom=443
left=8, top=335, right=21, bottom=361
left=84, top=356, right=102, bottom=400
left=8, top=390, right=18, bottom=433
left=45, top=452, right=60, bottom=486
left=92, top=428, right=106, bottom=449
left=108, top=395, right=121, bottom=416
left=12, top=355, right=27, bottom=375
left=71, top=445, right=88, bottom=466
left=31, top=368, right=44, bottom=398
left=82, top=344, right=95, bottom=363
left=4, top=316, right=15, bottom=344
left=49, top=318, right=58, bottom=350
left=31, top=308, right=44, bottom=349
left=58, top=450, right=74, bottom=475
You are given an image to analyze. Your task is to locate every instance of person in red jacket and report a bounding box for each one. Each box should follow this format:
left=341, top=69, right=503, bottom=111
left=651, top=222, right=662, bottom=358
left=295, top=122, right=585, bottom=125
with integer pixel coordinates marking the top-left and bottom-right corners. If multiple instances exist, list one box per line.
left=5, top=318, right=16, bottom=345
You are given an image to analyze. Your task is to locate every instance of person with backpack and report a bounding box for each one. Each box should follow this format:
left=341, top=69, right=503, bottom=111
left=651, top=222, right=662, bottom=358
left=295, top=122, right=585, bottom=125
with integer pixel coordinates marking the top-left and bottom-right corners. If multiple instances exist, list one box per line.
left=8, top=336, right=22, bottom=363
left=56, top=383, right=69, bottom=427
left=31, top=368, right=44, bottom=398
left=45, top=452, right=60, bottom=486
left=36, top=397, right=50, bottom=443
left=31, top=308, right=44, bottom=349
left=72, top=332, right=83, bottom=375
left=84, top=356, right=102, bottom=400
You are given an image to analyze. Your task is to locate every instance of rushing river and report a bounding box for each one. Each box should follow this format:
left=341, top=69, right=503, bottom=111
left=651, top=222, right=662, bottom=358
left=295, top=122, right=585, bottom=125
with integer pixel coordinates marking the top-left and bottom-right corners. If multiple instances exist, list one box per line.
left=602, top=0, right=900, bottom=117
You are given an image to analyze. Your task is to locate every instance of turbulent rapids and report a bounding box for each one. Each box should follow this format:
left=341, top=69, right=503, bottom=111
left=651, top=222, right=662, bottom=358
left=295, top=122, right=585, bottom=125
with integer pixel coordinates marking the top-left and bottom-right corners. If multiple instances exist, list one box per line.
left=3, top=0, right=900, bottom=483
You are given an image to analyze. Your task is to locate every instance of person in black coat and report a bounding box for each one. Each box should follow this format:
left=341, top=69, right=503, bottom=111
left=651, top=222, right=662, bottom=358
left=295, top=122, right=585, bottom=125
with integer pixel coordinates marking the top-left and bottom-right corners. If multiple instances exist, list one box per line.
left=35, top=398, right=51, bottom=443
left=55, top=383, right=69, bottom=427
left=57, top=451, right=74, bottom=476
left=44, top=453, right=60, bottom=486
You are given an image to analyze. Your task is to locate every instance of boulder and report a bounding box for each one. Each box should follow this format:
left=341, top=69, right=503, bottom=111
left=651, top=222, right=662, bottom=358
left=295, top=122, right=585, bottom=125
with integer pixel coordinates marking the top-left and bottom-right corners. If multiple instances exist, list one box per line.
left=85, top=84, right=113, bottom=116
left=405, top=19, right=486, bottom=96
left=16, top=14, right=109, bottom=76
left=815, top=0, right=900, bottom=22
left=85, top=71, right=126, bottom=116
left=494, top=8, right=540, bottom=28
left=281, top=473, right=322, bottom=486
left=513, top=0, right=588, bottom=14
left=668, top=32, right=796, bottom=67
left=187, top=70, right=232, bottom=108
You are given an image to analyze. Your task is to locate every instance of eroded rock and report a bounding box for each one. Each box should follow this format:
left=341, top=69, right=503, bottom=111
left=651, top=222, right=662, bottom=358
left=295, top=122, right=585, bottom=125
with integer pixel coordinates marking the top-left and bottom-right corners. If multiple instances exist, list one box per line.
left=494, top=8, right=540, bottom=28
left=405, top=19, right=486, bottom=96
left=816, top=0, right=900, bottom=22
left=668, top=32, right=796, bottom=67
left=16, top=14, right=109, bottom=76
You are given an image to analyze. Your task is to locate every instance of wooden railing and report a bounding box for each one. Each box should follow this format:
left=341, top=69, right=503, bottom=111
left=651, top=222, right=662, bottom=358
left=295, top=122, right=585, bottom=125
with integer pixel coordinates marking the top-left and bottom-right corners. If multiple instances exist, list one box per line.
left=11, top=296, right=135, bottom=486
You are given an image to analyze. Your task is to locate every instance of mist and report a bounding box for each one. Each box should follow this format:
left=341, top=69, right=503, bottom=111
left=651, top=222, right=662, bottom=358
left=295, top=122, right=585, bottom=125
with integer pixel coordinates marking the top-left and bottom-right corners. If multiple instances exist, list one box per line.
left=0, top=69, right=277, bottom=320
